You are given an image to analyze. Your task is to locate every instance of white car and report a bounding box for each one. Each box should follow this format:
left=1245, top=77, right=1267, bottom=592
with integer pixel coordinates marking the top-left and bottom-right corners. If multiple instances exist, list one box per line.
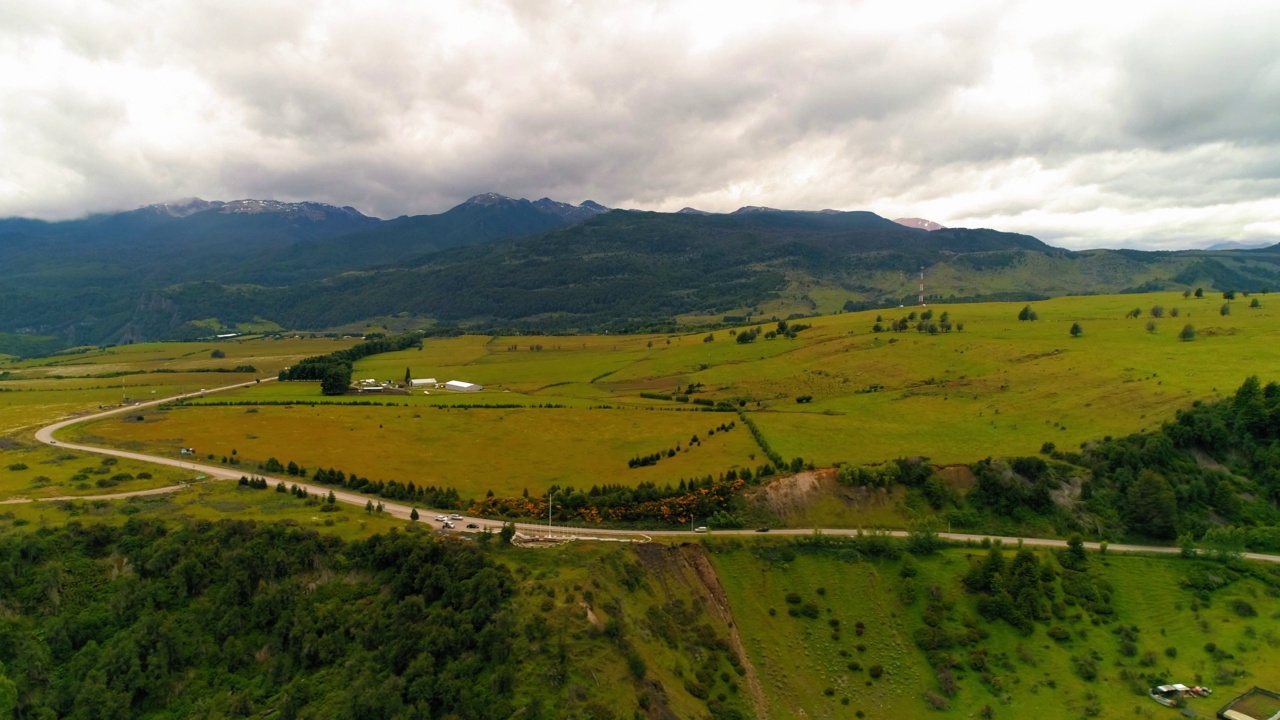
left=694, top=526, right=709, bottom=533
left=449, top=513, right=462, bottom=520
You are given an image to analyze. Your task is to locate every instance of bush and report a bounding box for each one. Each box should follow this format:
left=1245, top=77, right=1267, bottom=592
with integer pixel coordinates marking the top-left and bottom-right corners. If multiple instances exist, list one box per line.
left=1230, top=599, right=1257, bottom=617
left=868, top=665, right=884, bottom=679
left=7, top=463, right=28, bottom=471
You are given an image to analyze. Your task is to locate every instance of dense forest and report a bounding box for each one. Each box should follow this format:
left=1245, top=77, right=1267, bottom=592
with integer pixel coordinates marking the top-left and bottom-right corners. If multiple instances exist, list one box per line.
left=0, top=520, right=521, bottom=719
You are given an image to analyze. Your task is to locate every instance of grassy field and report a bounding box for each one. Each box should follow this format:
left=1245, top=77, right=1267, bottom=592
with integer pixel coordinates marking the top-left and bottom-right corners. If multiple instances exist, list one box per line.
left=710, top=542, right=1280, bottom=719
left=0, top=477, right=406, bottom=542
left=0, top=336, right=359, bottom=435
left=0, top=437, right=191, bottom=500
left=27, top=291, right=1280, bottom=508
left=66, top=404, right=761, bottom=499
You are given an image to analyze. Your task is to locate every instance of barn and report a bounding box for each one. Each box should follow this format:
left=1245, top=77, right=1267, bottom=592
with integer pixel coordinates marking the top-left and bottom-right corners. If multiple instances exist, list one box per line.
left=410, top=378, right=437, bottom=387
left=444, top=380, right=482, bottom=392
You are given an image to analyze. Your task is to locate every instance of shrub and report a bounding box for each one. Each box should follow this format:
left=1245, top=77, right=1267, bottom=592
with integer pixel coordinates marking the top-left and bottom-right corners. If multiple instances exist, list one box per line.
left=1164, top=646, right=1177, bottom=658
left=868, top=665, right=884, bottom=679
left=1231, top=599, right=1257, bottom=617
left=1072, top=655, right=1098, bottom=681
left=785, top=592, right=802, bottom=604
left=7, top=463, right=27, bottom=471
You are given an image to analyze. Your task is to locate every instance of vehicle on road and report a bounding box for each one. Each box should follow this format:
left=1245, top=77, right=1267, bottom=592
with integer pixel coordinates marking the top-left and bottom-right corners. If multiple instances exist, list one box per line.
left=449, top=513, right=462, bottom=520
left=466, top=523, right=479, bottom=529
left=694, top=526, right=709, bottom=533
left=756, top=527, right=770, bottom=532
left=442, top=521, right=454, bottom=529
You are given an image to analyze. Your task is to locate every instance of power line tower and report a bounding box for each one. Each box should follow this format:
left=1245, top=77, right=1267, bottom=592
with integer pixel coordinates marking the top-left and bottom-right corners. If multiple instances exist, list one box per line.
left=918, top=266, right=926, bottom=307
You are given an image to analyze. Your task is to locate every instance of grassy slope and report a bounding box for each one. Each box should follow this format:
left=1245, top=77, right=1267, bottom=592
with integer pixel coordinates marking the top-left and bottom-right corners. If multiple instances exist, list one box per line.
left=710, top=543, right=1280, bottom=719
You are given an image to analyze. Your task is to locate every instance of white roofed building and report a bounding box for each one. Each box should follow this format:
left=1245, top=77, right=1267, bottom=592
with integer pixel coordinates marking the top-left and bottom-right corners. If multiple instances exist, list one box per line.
left=444, top=380, right=482, bottom=392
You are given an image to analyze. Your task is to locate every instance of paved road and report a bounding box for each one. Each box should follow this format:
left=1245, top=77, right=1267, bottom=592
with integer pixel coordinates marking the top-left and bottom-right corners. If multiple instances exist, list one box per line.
left=28, top=379, right=1280, bottom=564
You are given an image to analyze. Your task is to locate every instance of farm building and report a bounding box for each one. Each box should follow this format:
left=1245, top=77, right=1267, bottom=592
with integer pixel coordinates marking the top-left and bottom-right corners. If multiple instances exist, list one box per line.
left=410, top=378, right=437, bottom=387
left=1219, top=687, right=1280, bottom=720
left=444, top=380, right=482, bottom=392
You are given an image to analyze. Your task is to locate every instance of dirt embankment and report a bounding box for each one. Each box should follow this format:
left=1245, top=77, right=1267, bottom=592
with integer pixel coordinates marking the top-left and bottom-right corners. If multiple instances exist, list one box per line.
left=750, top=468, right=836, bottom=519
left=635, top=543, right=769, bottom=718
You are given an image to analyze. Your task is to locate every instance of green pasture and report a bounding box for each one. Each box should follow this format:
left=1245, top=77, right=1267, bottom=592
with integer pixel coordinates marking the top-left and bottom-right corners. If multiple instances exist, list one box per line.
left=711, top=543, right=1280, bottom=719
left=0, top=478, right=406, bottom=542
left=0, top=336, right=359, bottom=435
left=0, top=438, right=189, bottom=500
left=65, top=404, right=762, bottom=498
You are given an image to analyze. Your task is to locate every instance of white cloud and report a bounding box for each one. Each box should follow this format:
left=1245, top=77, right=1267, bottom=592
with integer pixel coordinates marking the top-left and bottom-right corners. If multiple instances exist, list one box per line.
left=0, top=0, right=1277, bottom=249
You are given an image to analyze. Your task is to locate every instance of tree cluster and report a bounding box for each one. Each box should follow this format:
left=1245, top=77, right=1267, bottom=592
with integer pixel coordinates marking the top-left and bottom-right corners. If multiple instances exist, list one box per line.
left=0, top=520, right=521, bottom=719
left=278, top=332, right=422, bottom=395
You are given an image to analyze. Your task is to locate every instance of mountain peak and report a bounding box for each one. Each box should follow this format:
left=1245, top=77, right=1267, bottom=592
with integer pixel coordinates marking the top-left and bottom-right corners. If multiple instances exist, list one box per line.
left=141, top=197, right=223, bottom=218
left=677, top=207, right=711, bottom=215
left=893, top=217, right=946, bottom=231
left=732, top=206, right=782, bottom=214
left=463, top=192, right=516, bottom=207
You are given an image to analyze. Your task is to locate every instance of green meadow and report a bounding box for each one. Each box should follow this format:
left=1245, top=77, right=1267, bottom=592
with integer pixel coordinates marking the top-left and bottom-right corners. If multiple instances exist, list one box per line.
left=0, top=336, right=358, bottom=435
left=0, top=476, right=406, bottom=542
left=710, top=542, right=1280, bottom=719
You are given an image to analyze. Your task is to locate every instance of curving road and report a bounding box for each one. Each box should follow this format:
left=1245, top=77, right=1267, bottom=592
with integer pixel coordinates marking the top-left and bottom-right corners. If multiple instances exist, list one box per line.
left=27, top=379, right=1280, bottom=564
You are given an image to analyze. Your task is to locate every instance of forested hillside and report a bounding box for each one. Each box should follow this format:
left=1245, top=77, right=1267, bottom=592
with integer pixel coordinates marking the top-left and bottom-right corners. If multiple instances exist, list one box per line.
left=4, top=197, right=1280, bottom=350
left=0, top=520, right=755, bottom=720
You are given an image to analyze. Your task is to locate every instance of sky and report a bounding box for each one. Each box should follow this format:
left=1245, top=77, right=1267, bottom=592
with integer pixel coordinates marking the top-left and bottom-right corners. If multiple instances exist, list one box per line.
left=1, top=1, right=1278, bottom=250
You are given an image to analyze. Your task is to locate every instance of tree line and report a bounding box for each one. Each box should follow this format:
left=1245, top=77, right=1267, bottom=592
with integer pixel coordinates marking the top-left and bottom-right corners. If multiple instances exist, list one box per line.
left=277, top=332, right=422, bottom=395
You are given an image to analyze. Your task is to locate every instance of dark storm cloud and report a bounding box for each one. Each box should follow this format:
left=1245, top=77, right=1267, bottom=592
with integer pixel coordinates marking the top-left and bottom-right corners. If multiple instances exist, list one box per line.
left=1, top=1, right=1278, bottom=248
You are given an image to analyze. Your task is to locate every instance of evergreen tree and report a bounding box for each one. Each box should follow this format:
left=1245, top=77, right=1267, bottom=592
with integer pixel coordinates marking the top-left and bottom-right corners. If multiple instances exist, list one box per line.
left=410, top=507, right=419, bottom=521
left=1126, top=470, right=1179, bottom=538
left=405, top=367, right=412, bottom=385
left=327, top=490, right=336, bottom=506
left=1070, top=322, right=1083, bottom=337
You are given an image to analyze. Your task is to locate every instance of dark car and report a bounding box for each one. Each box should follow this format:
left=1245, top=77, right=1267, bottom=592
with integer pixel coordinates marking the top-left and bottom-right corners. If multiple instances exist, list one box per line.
left=466, top=523, right=479, bottom=529
left=756, top=527, right=770, bottom=533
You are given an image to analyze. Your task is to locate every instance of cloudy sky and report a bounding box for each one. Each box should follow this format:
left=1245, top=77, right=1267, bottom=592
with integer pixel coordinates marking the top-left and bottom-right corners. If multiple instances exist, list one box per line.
left=1, top=0, right=1278, bottom=249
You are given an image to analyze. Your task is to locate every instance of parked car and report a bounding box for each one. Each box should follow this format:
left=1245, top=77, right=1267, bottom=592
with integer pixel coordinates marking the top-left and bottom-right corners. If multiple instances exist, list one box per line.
left=466, top=523, right=479, bottom=529
left=449, top=513, right=462, bottom=520
left=694, top=526, right=709, bottom=533
left=756, top=527, right=770, bottom=532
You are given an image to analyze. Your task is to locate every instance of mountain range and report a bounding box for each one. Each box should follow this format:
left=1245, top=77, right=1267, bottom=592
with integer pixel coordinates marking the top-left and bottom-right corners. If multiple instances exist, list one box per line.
left=1, top=194, right=1278, bottom=353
